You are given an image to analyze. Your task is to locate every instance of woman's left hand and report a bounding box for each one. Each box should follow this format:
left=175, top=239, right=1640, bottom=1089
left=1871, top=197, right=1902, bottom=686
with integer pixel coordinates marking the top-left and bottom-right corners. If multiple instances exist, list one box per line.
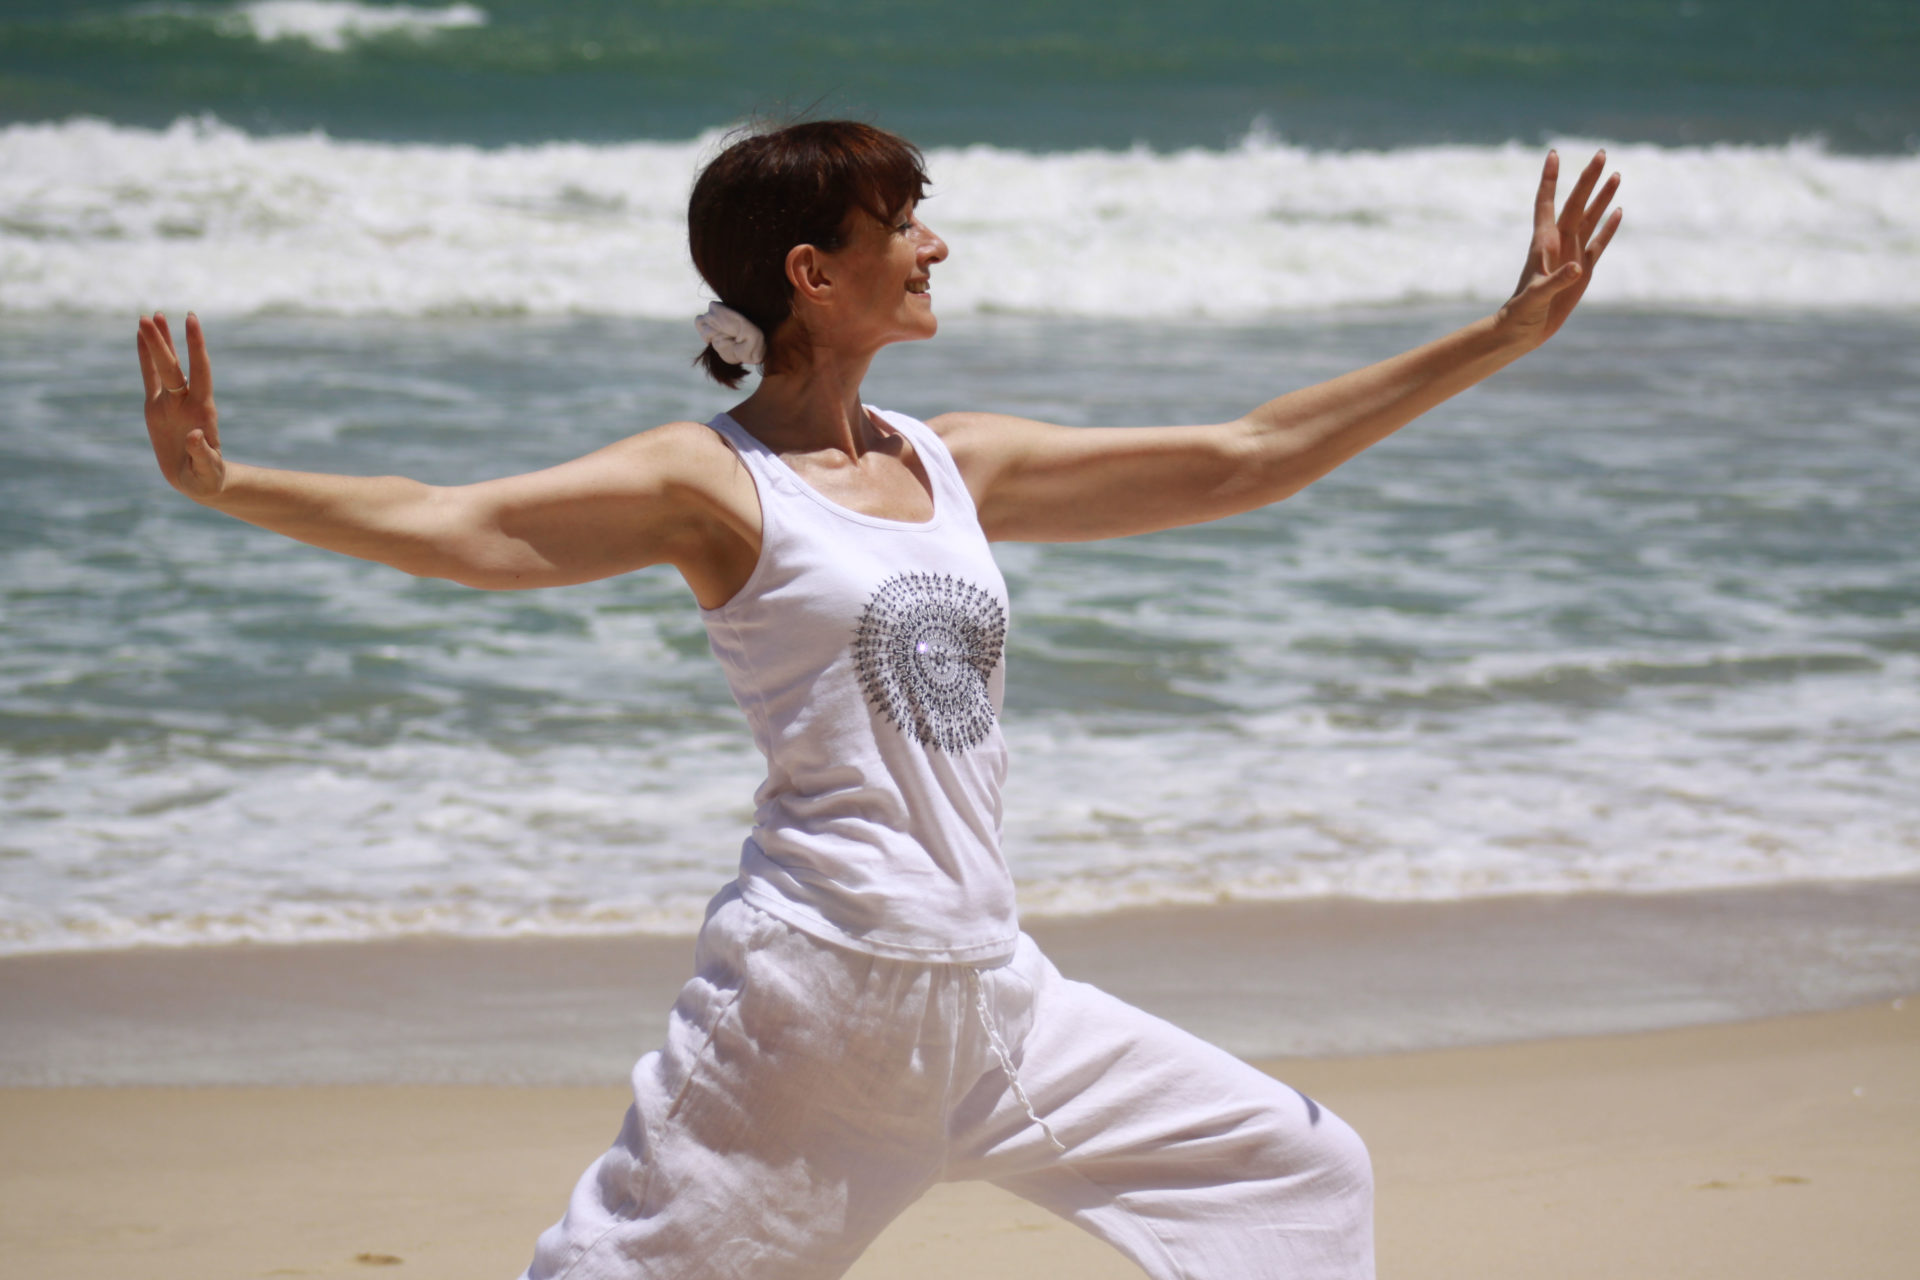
left=1497, top=148, right=1623, bottom=348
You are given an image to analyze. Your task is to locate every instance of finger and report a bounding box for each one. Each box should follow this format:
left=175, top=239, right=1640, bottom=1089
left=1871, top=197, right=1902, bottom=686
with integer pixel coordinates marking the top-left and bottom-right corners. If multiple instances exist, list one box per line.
left=1524, top=150, right=1562, bottom=281
left=1556, top=150, right=1606, bottom=235
left=1534, top=259, right=1583, bottom=297
left=185, top=311, right=214, bottom=403
left=147, top=313, right=187, bottom=390
left=139, top=316, right=180, bottom=394
left=1533, top=150, right=1560, bottom=239
left=1584, top=207, right=1624, bottom=263
left=1579, top=172, right=1621, bottom=241
left=136, top=318, right=160, bottom=399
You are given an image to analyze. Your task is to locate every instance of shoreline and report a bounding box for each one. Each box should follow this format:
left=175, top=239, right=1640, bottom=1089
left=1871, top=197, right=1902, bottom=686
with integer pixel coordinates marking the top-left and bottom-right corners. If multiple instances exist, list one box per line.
left=3, top=997, right=1913, bottom=1279
left=5, top=876, right=1918, bottom=1085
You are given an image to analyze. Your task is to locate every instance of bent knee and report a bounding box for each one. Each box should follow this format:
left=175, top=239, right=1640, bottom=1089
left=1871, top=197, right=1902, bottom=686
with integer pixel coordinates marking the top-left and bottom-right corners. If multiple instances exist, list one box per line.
left=1309, top=1105, right=1373, bottom=1202
left=1253, top=1088, right=1372, bottom=1203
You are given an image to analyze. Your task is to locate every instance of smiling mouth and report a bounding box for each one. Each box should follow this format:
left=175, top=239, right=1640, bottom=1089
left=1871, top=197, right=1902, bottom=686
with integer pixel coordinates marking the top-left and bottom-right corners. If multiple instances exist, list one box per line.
left=907, top=280, right=930, bottom=294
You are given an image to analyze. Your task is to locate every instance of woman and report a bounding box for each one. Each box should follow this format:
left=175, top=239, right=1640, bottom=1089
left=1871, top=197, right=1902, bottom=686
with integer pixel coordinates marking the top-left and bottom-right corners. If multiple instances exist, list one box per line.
left=137, top=120, right=1620, bottom=1280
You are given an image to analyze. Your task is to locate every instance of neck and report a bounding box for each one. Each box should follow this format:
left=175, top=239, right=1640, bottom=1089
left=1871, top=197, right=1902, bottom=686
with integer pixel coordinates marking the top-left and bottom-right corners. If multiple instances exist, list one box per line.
left=728, top=345, right=880, bottom=458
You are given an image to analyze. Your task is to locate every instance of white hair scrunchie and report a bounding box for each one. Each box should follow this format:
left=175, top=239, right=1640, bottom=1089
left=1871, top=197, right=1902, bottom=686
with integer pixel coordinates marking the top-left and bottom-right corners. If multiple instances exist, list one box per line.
left=695, top=301, right=767, bottom=366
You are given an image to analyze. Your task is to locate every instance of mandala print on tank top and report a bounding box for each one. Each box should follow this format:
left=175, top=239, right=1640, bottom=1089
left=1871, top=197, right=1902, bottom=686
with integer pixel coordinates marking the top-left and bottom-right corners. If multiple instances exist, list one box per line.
left=852, top=572, right=1007, bottom=753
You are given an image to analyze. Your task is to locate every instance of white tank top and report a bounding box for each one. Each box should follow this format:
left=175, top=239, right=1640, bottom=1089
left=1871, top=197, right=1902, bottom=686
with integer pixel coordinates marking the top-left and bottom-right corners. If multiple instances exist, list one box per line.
left=699, top=407, right=1019, bottom=964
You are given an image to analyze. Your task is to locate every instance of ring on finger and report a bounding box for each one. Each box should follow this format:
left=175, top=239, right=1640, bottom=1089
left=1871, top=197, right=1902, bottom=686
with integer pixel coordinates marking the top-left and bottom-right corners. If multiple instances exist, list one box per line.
left=164, top=384, right=189, bottom=393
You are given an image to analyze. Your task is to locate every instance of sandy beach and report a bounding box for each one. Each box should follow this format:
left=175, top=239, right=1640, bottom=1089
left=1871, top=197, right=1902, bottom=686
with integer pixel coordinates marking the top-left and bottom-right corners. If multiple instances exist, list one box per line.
left=2, top=996, right=1913, bottom=1279
left=4, top=883, right=1919, bottom=1278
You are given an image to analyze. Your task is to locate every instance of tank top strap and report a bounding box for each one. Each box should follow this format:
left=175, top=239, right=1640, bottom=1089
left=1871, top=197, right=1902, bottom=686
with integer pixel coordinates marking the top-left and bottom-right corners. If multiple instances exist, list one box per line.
left=704, top=411, right=780, bottom=483
left=869, top=408, right=978, bottom=524
left=703, top=412, right=817, bottom=531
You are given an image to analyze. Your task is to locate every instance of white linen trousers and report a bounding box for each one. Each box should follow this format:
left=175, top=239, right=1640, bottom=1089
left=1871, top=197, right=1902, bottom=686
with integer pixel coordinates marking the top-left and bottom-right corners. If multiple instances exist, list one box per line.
left=522, top=886, right=1374, bottom=1280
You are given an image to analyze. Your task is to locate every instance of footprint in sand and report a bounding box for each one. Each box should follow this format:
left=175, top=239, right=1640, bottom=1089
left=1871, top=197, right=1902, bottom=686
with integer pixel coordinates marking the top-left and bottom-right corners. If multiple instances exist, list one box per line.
left=1692, top=1174, right=1810, bottom=1190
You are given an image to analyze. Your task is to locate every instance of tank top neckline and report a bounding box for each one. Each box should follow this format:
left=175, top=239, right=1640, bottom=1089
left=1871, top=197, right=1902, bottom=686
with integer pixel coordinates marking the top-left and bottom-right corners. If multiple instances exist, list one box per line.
left=712, top=408, right=948, bottom=535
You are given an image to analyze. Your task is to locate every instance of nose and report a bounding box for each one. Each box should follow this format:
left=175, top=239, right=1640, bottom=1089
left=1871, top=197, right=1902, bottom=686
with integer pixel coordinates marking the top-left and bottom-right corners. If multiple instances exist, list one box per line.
left=918, top=219, right=948, bottom=266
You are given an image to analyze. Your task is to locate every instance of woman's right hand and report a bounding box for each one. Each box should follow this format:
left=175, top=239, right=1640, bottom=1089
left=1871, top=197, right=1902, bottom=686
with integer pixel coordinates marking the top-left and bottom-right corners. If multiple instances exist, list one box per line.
left=137, top=311, right=226, bottom=503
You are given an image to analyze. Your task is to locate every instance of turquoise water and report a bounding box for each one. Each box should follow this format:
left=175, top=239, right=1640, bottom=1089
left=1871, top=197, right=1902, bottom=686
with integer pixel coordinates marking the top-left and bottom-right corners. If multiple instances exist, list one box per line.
left=3, top=0, right=1916, bottom=151
left=3, top=0, right=1918, bottom=954
left=4, top=309, right=1918, bottom=952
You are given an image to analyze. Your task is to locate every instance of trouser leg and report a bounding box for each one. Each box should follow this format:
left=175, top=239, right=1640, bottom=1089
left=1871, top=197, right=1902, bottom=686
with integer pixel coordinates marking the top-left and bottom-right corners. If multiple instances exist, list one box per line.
left=945, top=935, right=1374, bottom=1280
left=521, top=891, right=957, bottom=1280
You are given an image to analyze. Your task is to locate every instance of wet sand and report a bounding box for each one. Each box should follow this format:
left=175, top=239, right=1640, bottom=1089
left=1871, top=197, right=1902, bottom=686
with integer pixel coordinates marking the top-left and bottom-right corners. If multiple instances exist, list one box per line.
left=5, top=879, right=1918, bottom=1085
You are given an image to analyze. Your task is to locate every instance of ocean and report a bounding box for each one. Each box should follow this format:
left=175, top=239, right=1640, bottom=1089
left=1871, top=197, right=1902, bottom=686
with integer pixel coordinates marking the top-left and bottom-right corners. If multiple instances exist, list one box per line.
left=4, top=0, right=1917, bottom=153
left=2, top=0, right=1918, bottom=960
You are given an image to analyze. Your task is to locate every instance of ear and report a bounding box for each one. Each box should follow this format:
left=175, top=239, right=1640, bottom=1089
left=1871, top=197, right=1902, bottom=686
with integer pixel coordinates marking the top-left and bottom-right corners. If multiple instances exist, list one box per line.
left=785, top=243, right=832, bottom=306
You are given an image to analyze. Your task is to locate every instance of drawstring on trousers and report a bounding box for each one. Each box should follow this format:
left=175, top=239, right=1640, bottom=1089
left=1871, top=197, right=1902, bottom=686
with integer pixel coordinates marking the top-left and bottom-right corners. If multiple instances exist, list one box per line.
left=966, top=968, right=1068, bottom=1154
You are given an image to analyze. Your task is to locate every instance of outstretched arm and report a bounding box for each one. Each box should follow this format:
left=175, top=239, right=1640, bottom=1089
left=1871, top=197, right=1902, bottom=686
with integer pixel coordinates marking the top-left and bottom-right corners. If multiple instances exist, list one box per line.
left=935, top=149, right=1623, bottom=543
left=136, top=312, right=739, bottom=590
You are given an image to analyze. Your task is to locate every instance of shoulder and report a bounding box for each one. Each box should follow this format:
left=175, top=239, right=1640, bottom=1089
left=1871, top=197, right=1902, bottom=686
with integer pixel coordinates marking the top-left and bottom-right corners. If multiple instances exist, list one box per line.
left=607, top=417, right=730, bottom=462
left=589, top=418, right=742, bottom=491
left=873, top=405, right=979, bottom=472
left=531, top=419, right=755, bottom=536
left=598, top=420, right=760, bottom=576
left=926, top=410, right=1066, bottom=475
left=926, top=411, right=1060, bottom=443
left=925, top=410, right=1013, bottom=441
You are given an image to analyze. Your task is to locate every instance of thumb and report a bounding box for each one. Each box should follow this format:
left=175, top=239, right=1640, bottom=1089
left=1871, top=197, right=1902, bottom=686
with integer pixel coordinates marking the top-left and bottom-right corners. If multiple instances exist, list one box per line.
left=1537, top=260, right=1583, bottom=294
left=186, top=428, right=222, bottom=471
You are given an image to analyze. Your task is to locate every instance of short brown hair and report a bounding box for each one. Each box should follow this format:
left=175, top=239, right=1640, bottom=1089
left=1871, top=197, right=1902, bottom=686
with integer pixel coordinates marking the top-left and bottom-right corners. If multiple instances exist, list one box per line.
left=688, top=120, right=930, bottom=388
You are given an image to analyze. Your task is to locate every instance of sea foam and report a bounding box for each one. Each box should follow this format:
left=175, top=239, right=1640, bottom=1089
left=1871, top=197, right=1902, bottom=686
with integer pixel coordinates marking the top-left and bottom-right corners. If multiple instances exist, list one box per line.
left=225, top=1, right=487, bottom=51
left=3, top=117, right=1917, bottom=318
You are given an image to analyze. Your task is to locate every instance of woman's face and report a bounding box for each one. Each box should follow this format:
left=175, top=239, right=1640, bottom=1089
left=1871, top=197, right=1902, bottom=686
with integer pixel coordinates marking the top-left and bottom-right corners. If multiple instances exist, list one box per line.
left=817, top=202, right=949, bottom=352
